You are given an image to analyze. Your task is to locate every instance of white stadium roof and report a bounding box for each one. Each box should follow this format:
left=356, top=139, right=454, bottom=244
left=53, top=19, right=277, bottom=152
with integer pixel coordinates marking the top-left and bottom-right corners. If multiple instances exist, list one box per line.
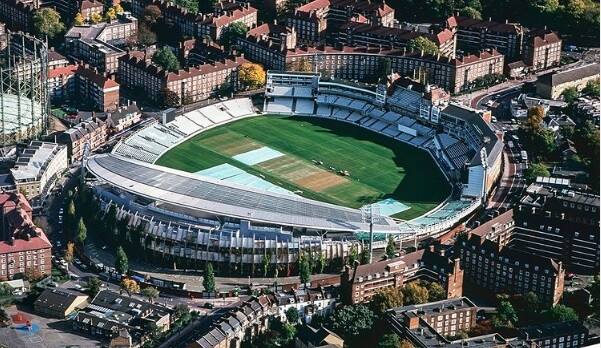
left=87, top=154, right=399, bottom=232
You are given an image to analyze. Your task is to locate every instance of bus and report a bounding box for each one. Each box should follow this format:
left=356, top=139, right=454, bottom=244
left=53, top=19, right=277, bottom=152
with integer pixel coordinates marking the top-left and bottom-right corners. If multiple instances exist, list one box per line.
left=520, top=150, right=528, bottom=162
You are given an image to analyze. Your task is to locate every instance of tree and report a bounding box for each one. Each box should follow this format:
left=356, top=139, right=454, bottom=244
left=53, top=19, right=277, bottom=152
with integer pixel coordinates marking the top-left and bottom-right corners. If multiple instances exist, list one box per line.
left=262, top=253, right=270, bottom=277
left=199, top=0, right=219, bottom=12
left=427, top=282, right=446, bottom=302
left=492, top=301, right=518, bottom=328
left=299, top=254, right=311, bottom=288
left=524, top=163, right=550, bottom=183
left=588, top=275, right=600, bottom=318
left=295, top=57, right=313, bottom=72
left=86, top=277, right=102, bottom=296
left=65, top=241, right=75, bottom=263
left=120, top=278, right=140, bottom=296
left=173, top=304, right=190, bottom=320
left=378, top=333, right=402, bottom=348
left=143, top=5, right=162, bottom=24
left=510, top=292, right=540, bottom=324
left=203, top=262, right=215, bottom=292
left=402, top=282, right=429, bottom=305
left=138, top=22, right=157, bottom=46
left=76, top=218, right=87, bottom=245
left=105, top=7, right=117, bottom=21
left=317, top=253, right=327, bottom=273
left=113, top=4, right=124, bottom=15
left=526, top=106, right=545, bottom=132
left=562, top=87, right=579, bottom=103
left=582, top=79, right=600, bottom=96
left=115, top=246, right=129, bottom=274
left=399, top=339, right=414, bottom=348
left=542, top=305, right=579, bottom=322
left=371, top=287, right=404, bottom=315
left=90, top=12, right=103, bottom=24
left=407, top=37, right=439, bottom=55
left=385, top=235, right=396, bottom=259
left=285, top=307, right=299, bottom=323
left=221, top=22, right=248, bottom=48
left=175, top=0, right=200, bottom=13
left=33, top=8, right=65, bottom=39
left=152, top=47, right=181, bottom=71
left=239, top=62, right=266, bottom=89
left=461, top=6, right=483, bottom=19
left=141, top=286, right=160, bottom=303
left=330, top=304, right=376, bottom=339
left=74, top=13, right=85, bottom=26
left=160, top=88, right=180, bottom=108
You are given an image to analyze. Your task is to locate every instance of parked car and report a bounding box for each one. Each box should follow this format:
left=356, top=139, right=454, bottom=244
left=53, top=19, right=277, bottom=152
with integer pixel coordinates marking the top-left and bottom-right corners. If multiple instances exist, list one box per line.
left=203, top=302, right=215, bottom=309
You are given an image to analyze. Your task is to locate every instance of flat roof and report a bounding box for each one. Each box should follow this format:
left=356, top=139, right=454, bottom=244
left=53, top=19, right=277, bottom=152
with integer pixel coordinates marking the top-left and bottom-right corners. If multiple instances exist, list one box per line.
left=87, top=154, right=398, bottom=232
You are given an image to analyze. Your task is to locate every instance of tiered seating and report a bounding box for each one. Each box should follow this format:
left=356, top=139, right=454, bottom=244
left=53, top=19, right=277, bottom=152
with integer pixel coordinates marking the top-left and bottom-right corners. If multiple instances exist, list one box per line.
left=348, top=100, right=366, bottom=111
left=185, top=110, right=214, bottom=128
left=293, top=87, right=312, bottom=98
left=370, top=120, right=388, bottom=132
left=333, top=96, right=352, bottom=107
left=382, top=125, right=401, bottom=138
left=201, top=105, right=232, bottom=124
left=382, top=111, right=400, bottom=123
left=271, top=86, right=293, bottom=97
left=333, top=108, right=351, bottom=120
left=316, top=105, right=332, bottom=117
left=346, top=111, right=362, bottom=122
left=295, top=99, right=315, bottom=114
left=222, top=99, right=255, bottom=118
left=168, top=115, right=202, bottom=136
left=397, top=116, right=416, bottom=128
left=368, top=108, right=386, bottom=119
left=114, top=143, right=157, bottom=163
left=412, top=200, right=472, bottom=226
left=266, top=98, right=293, bottom=113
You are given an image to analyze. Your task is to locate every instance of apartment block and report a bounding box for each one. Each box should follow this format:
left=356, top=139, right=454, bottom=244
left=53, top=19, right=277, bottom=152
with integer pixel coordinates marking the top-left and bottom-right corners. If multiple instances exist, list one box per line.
left=10, top=141, right=68, bottom=203
left=0, top=0, right=34, bottom=32
left=536, top=63, right=600, bottom=100
left=519, top=321, right=588, bottom=348
left=447, top=16, right=524, bottom=59
left=197, top=1, right=258, bottom=42
left=340, top=245, right=463, bottom=304
left=456, top=210, right=565, bottom=307
left=0, top=193, right=52, bottom=281
left=522, top=28, right=562, bottom=71
left=118, top=51, right=247, bottom=104
left=334, top=21, right=457, bottom=57
left=64, top=12, right=138, bottom=73
left=78, top=0, right=104, bottom=21
left=288, top=0, right=395, bottom=44
left=236, top=23, right=297, bottom=71
left=56, top=118, right=108, bottom=162
left=513, top=184, right=600, bottom=275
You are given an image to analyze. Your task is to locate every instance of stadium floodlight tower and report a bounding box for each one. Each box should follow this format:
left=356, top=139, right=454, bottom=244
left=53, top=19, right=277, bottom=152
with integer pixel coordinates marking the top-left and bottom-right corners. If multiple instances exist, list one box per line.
left=0, top=32, right=48, bottom=152
left=480, top=147, right=488, bottom=203
left=361, top=204, right=380, bottom=264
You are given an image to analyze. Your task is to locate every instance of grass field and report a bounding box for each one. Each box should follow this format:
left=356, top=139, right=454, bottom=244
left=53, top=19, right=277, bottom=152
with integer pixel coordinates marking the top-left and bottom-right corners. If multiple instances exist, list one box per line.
left=156, top=115, right=450, bottom=219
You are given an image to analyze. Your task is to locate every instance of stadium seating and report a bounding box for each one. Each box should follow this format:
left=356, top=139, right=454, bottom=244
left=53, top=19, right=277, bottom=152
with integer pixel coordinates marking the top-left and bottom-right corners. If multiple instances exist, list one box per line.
left=266, top=97, right=293, bottom=113
left=294, top=99, right=315, bottom=114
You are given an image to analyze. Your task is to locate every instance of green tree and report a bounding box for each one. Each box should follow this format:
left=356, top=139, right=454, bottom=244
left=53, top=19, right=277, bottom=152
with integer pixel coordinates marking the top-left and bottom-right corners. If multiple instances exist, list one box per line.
left=370, top=287, right=404, bottom=315
left=582, top=79, right=600, bottom=96
left=407, top=36, right=439, bottom=55
left=65, top=199, right=76, bottom=239
left=152, top=47, right=180, bottom=71
left=330, top=304, right=376, bottom=339
left=203, top=262, right=216, bottom=293
left=562, top=87, right=580, bottom=103
left=33, top=8, right=65, bottom=39
left=262, top=253, right=270, bottom=277
left=141, top=286, right=160, bottom=303
left=461, top=6, right=482, bottom=19
left=427, top=282, right=446, bottom=302
left=587, top=275, right=599, bottom=318
left=542, top=305, right=579, bottom=322
left=86, top=277, right=102, bottom=297
left=105, top=7, right=117, bottom=21
left=348, top=245, right=359, bottom=265
left=198, top=0, right=219, bottom=12
left=143, top=5, right=162, bottom=24
left=299, top=254, right=311, bottom=288
left=76, top=218, right=87, bottom=245
left=510, top=292, right=540, bottom=324
left=378, top=333, right=402, bottom=348
left=221, top=21, right=248, bottom=48
left=120, top=278, right=140, bottom=296
left=74, top=13, right=85, bottom=26
left=385, top=235, right=396, bottom=259
left=492, top=301, right=518, bottom=328
left=115, top=246, right=129, bottom=274
left=317, top=253, right=327, bottom=273
left=285, top=307, right=299, bottom=323
left=402, top=282, right=429, bottom=305
left=160, top=88, right=180, bottom=108
left=173, top=304, right=190, bottom=320
left=175, top=0, right=199, bottom=13
left=524, top=163, right=550, bottom=183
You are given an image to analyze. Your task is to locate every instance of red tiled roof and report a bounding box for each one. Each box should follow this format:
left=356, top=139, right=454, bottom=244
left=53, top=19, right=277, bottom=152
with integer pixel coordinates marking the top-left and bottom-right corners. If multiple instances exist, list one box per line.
left=201, top=5, right=257, bottom=28
left=530, top=29, right=561, bottom=47
left=297, top=0, right=331, bottom=13
left=0, top=193, right=51, bottom=254
left=76, top=65, right=119, bottom=89
left=166, top=56, right=248, bottom=82
left=48, top=65, right=78, bottom=79
left=0, top=233, right=51, bottom=254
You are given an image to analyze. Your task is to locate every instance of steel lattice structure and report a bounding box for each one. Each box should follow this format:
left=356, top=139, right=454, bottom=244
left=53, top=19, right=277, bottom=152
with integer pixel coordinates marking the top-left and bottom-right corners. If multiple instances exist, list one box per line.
left=0, top=32, right=48, bottom=147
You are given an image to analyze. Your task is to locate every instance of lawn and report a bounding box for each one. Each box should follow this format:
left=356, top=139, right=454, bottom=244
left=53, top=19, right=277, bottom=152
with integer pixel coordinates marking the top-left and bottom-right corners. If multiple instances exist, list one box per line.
left=156, top=115, right=450, bottom=219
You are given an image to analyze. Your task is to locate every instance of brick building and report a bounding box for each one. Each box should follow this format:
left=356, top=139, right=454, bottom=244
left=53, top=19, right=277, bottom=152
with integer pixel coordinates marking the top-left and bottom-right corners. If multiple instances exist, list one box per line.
left=78, top=0, right=104, bottom=21
left=446, top=15, right=524, bottom=60
left=287, top=0, right=395, bottom=44
left=522, top=28, right=562, bottom=71
left=0, top=0, right=34, bottom=32
left=340, top=245, right=463, bottom=304
left=64, top=12, right=138, bottom=73
left=48, top=64, right=120, bottom=112
left=56, top=117, right=108, bottom=162
left=536, top=63, right=600, bottom=100
left=197, top=1, right=258, bottom=42
left=118, top=51, right=247, bottom=105
left=334, top=21, right=457, bottom=58
left=456, top=210, right=565, bottom=307
left=0, top=193, right=52, bottom=281
left=513, top=184, right=599, bottom=275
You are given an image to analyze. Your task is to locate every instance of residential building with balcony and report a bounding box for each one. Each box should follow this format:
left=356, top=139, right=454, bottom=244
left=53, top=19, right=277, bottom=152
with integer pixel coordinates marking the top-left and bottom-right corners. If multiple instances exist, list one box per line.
left=447, top=16, right=524, bottom=59
left=522, top=28, right=562, bottom=71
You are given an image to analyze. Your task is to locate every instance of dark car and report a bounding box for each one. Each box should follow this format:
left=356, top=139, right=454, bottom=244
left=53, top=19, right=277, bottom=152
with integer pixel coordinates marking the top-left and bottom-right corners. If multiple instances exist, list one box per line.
left=203, top=302, right=215, bottom=309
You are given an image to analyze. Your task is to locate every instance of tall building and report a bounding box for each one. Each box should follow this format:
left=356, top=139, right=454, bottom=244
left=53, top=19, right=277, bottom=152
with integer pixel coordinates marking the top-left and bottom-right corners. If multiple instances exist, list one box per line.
left=57, top=117, right=108, bottom=162
left=522, top=28, right=562, bottom=71
left=340, top=245, right=463, bottom=304
left=447, top=16, right=524, bottom=59
left=0, top=193, right=52, bottom=281
left=456, top=210, right=566, bottom=307
left=513, top=184, right=600, bottom=275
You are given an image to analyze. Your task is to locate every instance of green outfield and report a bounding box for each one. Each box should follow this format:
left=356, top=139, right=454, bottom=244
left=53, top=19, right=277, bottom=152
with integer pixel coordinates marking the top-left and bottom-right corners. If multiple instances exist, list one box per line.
left=156, top=115, right=450, bottom=219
